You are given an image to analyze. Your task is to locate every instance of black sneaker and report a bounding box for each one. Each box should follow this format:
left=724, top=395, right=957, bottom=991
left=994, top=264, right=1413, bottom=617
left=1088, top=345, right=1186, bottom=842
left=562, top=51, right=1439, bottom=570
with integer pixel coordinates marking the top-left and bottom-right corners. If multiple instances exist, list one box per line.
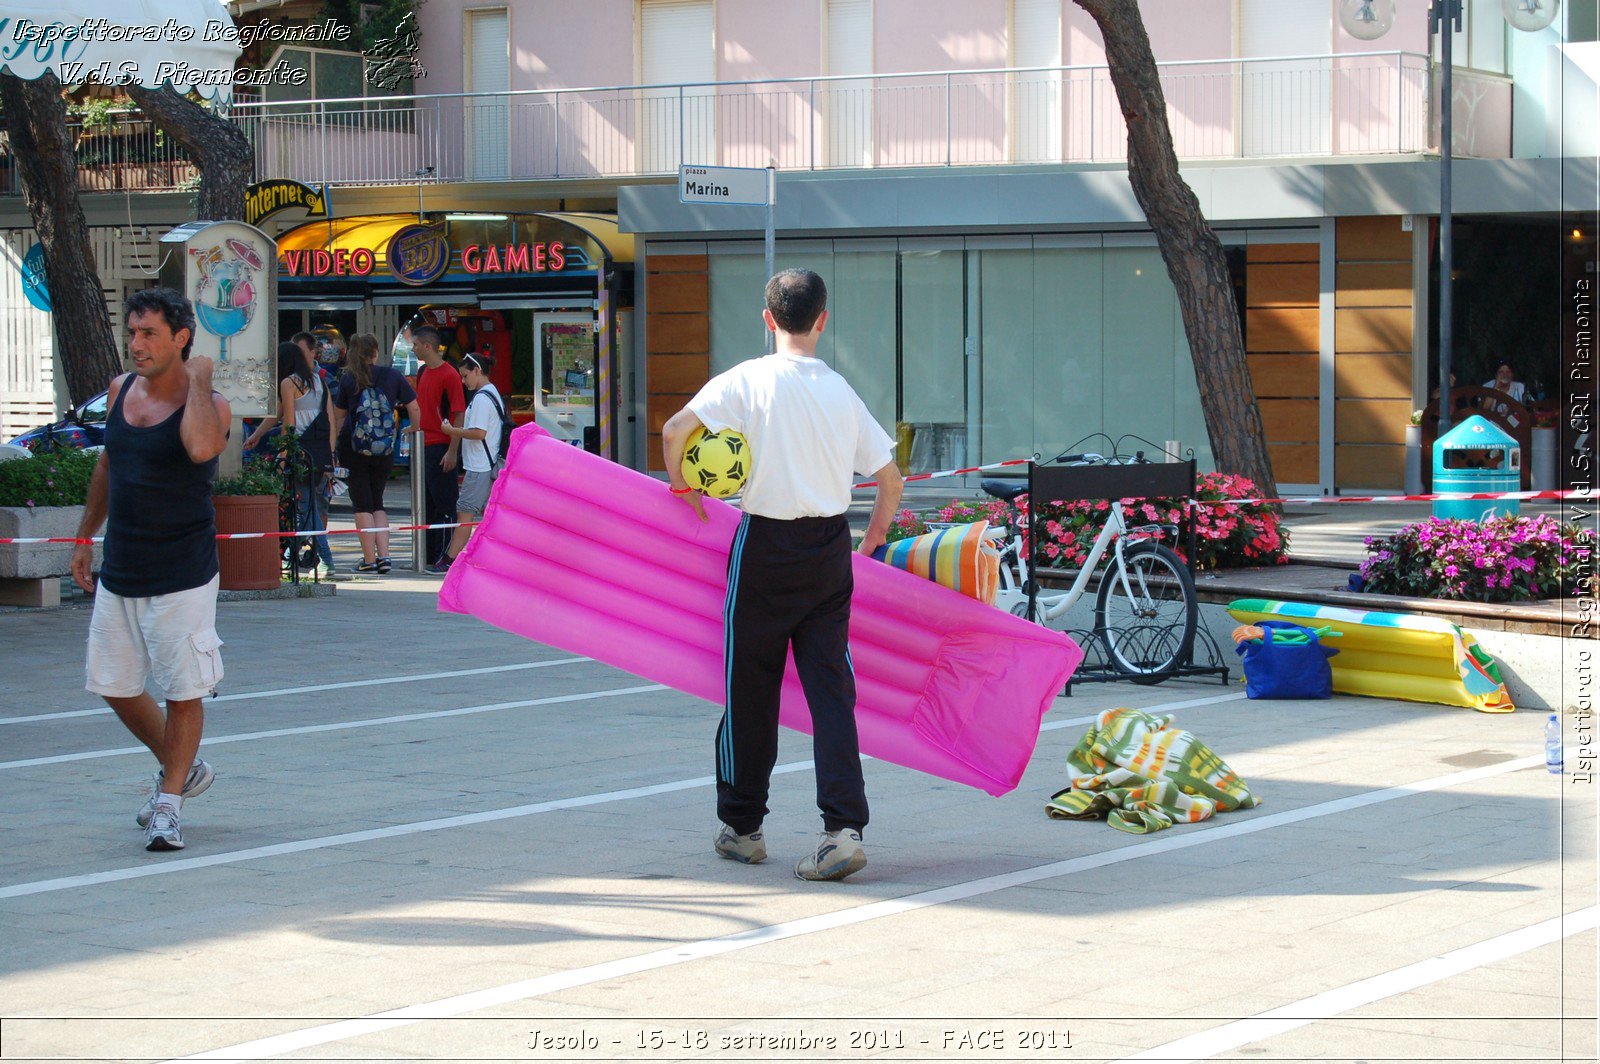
left=375, top=557, right=392, bottom=574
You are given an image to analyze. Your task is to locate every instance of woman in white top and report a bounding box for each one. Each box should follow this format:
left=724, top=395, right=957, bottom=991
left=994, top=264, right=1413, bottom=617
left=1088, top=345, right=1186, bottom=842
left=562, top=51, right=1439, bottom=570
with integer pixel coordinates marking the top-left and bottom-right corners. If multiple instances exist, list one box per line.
left=1480, top=362, right=1527, bottom=420
left=433, top=351, right=504, bottom=573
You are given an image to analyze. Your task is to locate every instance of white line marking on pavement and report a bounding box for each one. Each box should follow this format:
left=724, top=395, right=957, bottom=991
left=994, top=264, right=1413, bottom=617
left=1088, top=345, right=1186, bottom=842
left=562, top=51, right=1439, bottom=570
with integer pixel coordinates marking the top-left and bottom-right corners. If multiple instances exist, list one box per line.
left=0, top=685, right=666, bottom=772
left=0, top=691, right=1234, bottom=896
left=162, top=754, right=1543, bottom=1062
left=1112, top=905, right=1600, bottom=1063
left=0, top=658, right=594, bottom=726
left=1040, top=690, right=1244, bottom=731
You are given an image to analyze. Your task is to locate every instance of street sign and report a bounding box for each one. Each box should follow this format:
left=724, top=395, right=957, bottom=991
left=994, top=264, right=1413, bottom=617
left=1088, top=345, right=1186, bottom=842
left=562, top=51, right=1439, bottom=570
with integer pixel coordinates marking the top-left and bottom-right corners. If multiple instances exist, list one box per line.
left=678, top=164, right=769, bottom=207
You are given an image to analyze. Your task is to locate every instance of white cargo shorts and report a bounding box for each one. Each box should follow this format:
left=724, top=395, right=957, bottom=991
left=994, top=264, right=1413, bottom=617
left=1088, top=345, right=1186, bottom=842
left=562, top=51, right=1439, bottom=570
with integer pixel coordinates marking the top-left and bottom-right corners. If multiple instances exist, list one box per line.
left=86, top=574, right=224, bottom=703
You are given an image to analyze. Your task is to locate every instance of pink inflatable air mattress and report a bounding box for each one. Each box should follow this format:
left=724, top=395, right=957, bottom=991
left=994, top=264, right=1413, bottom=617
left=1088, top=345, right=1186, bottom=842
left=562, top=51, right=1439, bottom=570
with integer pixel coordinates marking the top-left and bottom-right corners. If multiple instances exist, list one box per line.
left=438, top=426, right=1082, bottom=795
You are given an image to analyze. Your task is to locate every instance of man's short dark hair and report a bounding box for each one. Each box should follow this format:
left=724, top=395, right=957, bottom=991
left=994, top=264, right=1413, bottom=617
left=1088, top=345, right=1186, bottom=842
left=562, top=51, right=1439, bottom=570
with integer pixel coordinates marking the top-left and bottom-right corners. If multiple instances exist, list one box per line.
left=764, top=269, right=828, bottom=335
left=125, top=287, right=196, bottom=360
left=412, top=325, right=441, bottom=348
left=291, top=331, right=317, bottom=350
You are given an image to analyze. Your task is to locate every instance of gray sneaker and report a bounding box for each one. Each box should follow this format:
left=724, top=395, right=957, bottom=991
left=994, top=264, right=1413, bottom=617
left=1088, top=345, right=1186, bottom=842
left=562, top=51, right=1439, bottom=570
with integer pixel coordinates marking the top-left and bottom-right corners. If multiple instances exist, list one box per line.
left=794, top=829, right=866, bottom=882
left=135, top=760, right=214, bottom=828
left=144, top=806, right=184, bottom=851
left=713, top=824, right=767, bottom=864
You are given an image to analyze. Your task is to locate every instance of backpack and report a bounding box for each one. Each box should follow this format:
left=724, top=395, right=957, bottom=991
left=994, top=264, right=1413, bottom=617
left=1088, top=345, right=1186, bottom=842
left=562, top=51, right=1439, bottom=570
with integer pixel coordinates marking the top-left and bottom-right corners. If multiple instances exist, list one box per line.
left=349, top=379, right=398, bottom=457
left=473, top=388, right=513, bottom=471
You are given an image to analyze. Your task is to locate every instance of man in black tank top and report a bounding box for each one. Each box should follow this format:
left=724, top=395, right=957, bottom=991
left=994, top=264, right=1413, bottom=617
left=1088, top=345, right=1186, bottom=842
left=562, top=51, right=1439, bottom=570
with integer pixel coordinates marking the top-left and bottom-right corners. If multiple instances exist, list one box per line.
left=72, top=288, right=233, bottom=853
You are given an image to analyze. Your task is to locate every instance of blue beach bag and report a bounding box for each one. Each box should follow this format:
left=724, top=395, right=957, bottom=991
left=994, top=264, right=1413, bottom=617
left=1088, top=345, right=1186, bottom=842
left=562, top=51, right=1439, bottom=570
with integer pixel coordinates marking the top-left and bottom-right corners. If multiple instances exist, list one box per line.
left=1235, top=621, right=1338, bottom=700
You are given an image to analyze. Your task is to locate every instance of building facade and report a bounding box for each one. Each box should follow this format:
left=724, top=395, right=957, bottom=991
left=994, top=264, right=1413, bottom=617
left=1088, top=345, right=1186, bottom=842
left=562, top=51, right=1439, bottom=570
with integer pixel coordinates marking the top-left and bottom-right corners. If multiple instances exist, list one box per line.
left=4, top=0, right=1595, bottom=490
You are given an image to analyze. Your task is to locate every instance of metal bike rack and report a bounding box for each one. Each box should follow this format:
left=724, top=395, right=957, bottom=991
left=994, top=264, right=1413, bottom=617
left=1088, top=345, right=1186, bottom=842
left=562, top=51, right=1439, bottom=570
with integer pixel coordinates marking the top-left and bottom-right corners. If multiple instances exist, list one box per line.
left=1024, top=458, right=1230, bottom=691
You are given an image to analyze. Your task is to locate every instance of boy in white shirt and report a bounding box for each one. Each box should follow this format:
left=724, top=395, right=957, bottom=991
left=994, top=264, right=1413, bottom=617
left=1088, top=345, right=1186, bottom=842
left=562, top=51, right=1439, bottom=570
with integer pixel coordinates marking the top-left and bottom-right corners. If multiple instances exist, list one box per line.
left=434, top=352, right=504, bottom=573
left=662, top=269, right=904, bottom=882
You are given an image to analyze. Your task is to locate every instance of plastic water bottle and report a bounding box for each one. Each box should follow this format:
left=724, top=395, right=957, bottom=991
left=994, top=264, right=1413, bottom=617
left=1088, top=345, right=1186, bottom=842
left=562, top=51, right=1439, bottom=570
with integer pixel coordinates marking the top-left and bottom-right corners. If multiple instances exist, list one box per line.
left=1545, top=713, right=1564, bottom=774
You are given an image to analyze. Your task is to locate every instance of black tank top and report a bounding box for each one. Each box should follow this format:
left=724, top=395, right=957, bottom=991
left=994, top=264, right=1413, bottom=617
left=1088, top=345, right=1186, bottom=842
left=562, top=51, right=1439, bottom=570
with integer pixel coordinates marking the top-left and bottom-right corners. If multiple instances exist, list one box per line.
left=100, top=379, right=219, bottom=597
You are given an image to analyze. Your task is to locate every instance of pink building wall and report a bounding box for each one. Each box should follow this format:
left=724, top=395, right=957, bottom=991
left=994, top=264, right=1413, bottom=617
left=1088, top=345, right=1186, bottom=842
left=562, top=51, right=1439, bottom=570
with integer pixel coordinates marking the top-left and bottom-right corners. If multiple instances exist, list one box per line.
left=254, top=1, right=1483, bottom=181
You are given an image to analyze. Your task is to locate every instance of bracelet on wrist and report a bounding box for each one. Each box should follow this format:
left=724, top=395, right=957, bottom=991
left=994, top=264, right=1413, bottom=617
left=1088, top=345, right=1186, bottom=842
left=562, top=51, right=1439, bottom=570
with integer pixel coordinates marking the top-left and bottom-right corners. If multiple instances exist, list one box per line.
left=669, top=485, right=695, bottom=495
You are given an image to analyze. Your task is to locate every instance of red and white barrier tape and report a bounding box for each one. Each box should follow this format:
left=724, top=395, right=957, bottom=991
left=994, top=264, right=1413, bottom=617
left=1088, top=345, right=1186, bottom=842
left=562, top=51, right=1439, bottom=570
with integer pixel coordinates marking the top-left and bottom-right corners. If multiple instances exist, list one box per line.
left=1197, top=488, right=1579, bottom=507
left=853, top=456, right=1032, bottom=490
left=0, top=487, right=1580, bottom=545
left=0, top=521, right=479, bottom=546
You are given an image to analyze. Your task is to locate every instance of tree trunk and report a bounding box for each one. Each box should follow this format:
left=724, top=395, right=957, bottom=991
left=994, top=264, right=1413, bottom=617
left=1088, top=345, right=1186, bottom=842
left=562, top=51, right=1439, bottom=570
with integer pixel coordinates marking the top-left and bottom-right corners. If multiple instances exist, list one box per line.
left=1071, top=0, right=1279, bottom=499
left=0, top=72, right=122, bottom=407
left=124, top=85, right=254, bottom=221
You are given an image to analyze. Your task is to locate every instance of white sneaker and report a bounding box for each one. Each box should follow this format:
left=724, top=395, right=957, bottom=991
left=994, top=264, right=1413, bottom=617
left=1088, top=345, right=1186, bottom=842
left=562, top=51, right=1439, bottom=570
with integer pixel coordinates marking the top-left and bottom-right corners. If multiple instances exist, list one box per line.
left=144, top=806, right=184, bottom=851
left=794, top=829, right=866, bottom=882
left=136, top=760, right=213, bottom=828
left=713, top=824, right=766, bottom=864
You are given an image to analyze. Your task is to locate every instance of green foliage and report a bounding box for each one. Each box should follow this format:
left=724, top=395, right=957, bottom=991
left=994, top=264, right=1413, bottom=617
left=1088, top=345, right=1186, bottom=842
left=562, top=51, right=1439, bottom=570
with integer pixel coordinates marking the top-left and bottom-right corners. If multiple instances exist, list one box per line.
left=213, top=455, right=286, bottom=498
left=0, top=450, right=98, bottom=508
left=320, top=0, right=421, bottom=57
left=69, top=100, right=121, bottom=130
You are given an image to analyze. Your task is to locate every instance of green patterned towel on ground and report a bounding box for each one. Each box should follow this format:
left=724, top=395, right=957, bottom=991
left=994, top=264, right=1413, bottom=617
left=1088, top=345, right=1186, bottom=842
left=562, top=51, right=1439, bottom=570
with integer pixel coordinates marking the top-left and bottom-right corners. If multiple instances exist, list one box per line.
left=1046, top=707, right=1260, bottom=834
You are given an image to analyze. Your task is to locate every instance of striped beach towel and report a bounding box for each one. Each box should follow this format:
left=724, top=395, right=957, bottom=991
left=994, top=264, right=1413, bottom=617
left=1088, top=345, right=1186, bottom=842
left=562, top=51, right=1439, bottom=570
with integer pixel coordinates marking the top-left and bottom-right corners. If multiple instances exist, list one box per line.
left=1046, top=707, right=1260, bottom=834
left=873, top=520, right=1000, bottom=605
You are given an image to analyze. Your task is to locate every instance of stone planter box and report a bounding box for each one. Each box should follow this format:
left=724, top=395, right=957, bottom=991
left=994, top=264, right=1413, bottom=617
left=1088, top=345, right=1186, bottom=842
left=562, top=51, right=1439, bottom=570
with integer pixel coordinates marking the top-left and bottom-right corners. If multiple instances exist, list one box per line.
left=0, top=505, right=98, bottom=607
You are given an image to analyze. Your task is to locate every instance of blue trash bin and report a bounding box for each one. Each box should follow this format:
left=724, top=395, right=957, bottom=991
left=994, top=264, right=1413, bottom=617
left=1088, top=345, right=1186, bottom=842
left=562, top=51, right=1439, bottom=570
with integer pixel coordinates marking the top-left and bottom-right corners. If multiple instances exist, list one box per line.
left=1433, top=415, right=1521, bottom=520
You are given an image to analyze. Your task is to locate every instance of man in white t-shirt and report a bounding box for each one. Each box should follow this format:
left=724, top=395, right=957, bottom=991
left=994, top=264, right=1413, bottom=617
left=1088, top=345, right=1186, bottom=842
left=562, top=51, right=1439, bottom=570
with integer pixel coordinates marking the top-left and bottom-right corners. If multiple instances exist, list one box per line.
left=434, top=351, right=504, bottom=573
left=663, top=268, right=904, bottom=882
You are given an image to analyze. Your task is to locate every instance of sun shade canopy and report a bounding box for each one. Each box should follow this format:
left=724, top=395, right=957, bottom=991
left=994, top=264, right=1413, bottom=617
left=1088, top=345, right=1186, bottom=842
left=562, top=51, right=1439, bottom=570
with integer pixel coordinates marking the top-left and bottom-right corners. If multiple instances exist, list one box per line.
left=0, top=0, right=242, bottom=102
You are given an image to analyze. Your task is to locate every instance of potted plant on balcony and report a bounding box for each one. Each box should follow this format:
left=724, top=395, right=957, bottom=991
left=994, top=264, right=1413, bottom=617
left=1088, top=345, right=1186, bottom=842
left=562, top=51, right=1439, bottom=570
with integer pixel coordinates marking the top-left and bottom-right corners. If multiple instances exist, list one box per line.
left=0, top=447, right=98, bottom=606
left=212, top=455, right=285, bottom=591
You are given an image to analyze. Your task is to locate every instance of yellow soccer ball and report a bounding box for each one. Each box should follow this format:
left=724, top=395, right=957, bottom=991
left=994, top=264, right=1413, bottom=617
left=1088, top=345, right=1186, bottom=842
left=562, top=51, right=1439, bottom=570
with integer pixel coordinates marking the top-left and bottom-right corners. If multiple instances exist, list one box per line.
left=681, top=426, right=750, bottom=498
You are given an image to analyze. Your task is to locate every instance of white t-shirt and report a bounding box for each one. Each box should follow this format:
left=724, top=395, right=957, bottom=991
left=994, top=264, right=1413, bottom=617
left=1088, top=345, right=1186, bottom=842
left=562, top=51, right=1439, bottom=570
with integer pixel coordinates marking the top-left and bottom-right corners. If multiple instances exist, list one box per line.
left=462, top=383, right=504, bottom=473
left=688, top=352, right=894, bottom=520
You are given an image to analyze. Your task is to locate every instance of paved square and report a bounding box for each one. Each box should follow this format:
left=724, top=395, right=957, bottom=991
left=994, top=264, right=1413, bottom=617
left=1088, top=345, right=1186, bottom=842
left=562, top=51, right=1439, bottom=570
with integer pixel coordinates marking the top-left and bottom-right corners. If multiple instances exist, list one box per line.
left=0, top=575, right=1592, bottom=1062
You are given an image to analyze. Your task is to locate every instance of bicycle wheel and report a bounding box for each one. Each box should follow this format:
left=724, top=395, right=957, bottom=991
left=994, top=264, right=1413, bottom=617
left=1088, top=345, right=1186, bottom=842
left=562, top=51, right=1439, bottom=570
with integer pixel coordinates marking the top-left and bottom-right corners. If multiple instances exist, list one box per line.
left=1093, top=541, right=1197, bottom=684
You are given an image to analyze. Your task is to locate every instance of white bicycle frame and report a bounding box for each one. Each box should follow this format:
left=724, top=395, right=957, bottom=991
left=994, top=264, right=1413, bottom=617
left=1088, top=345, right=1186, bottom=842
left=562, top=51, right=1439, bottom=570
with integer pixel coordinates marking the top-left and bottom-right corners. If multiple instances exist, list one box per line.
left=991, top=500, right=1158, bottom=624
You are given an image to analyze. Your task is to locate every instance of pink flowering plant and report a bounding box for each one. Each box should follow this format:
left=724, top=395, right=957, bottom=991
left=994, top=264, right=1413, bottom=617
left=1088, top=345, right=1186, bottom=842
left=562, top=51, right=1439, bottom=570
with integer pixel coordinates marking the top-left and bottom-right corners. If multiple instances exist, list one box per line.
left=0, top=449, right=97, bottom=508
left=884, top=472, right=1288, bottom=572
left=1360, top=515, right=1592, bottom=602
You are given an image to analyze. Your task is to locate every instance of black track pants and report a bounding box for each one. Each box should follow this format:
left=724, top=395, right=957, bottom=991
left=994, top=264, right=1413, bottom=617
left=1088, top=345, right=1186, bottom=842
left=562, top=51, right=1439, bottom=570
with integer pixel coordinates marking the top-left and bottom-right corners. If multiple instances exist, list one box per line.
left=423, top=442, right=458, bottom=564
left=716, top=513, right=868, bottom=836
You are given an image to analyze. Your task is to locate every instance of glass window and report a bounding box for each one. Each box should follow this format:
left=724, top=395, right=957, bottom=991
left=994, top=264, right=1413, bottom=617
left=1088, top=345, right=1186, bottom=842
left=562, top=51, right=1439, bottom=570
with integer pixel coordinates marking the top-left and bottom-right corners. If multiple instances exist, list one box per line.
left=707, top=253, right=768, bottom=376
left=1572, top=0, right=1599, bottom=41
left=1469, top=0, right=1507, bottom=72
left=316, top=51, right=366, bottom=117
left=264, top=49, right=313, bottom=104
left=829, top=249, right=897, bottom=432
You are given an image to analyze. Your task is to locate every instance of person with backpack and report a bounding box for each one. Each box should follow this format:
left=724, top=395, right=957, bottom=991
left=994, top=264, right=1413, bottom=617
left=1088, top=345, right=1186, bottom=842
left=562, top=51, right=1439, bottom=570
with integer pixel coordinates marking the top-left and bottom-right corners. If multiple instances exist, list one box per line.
left=432, top=351, right=508, bottom=574
left=333, top=333, right=421, bottom=575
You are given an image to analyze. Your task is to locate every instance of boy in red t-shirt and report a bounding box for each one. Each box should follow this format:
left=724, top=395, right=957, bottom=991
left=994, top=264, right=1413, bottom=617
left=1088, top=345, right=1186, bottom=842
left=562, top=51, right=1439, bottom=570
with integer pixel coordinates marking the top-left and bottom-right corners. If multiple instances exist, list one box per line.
left=412, top=326, right=466, bottom=567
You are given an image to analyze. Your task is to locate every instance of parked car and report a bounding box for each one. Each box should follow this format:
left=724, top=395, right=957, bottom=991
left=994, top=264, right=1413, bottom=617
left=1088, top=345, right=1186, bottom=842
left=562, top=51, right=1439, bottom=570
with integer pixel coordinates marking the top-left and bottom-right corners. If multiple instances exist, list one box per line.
left=7, top=391, right=108, bottom=452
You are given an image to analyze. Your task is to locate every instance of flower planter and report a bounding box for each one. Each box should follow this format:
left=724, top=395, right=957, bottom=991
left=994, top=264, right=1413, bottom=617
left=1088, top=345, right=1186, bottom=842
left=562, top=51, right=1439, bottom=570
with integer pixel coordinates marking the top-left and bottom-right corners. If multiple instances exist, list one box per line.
left=213, top=494, right=281, bottom=591
left=1404, top=424, right=1423, bottom=496
left=0, top=505, right=98, bottom=607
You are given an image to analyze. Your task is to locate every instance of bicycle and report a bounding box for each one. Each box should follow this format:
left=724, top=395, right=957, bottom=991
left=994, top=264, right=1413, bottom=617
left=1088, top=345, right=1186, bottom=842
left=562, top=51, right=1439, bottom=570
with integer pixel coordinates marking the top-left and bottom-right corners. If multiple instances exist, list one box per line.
left=981, top=451, right=1198, bottom=684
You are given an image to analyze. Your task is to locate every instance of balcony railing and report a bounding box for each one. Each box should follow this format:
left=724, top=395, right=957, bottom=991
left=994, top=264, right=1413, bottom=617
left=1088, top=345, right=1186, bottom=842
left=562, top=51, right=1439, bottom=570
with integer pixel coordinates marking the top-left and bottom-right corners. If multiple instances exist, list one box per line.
left=1, top=114, right=199, bottom=196
left=227, top=53, right=1484, bottom=189
left=0, top=54, right=1514, bottom=196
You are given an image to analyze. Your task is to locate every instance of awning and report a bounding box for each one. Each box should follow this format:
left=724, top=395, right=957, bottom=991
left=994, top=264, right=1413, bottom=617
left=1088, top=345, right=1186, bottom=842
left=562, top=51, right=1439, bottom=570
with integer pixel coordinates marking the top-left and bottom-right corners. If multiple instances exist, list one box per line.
left=0, top=0, right=242, bottom=102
